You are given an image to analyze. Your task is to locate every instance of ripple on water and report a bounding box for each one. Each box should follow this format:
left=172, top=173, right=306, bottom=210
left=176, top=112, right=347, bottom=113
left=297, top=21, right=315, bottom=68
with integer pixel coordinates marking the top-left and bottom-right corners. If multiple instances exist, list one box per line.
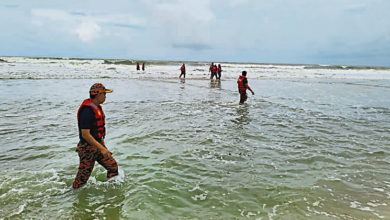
left=0, top=169, right=70, bottom=218
left=1, top=77, right=390, bottom=218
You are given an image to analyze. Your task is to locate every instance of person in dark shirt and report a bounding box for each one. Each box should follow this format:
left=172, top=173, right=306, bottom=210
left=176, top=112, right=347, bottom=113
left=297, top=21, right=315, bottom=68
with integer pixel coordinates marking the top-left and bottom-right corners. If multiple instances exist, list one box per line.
left=72, top=83, right=118, bottom=189
left=237, top=71, right=255, bottom=104
left=78, top=107, right=94, bottom=130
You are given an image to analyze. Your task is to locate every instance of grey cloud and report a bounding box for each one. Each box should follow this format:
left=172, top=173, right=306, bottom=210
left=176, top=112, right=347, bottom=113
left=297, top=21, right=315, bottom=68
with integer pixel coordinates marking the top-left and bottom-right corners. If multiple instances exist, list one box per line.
left=3, top=4, right=19, bottom=8
left=70, top=11, right=86, bottom=16
left=108, top=23, right=144, bottom=30
left=313, top=36, right=390, bottom=66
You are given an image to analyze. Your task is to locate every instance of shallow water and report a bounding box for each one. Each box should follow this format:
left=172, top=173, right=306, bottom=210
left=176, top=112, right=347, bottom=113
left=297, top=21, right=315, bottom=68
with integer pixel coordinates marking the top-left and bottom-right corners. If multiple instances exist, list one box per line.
left=1, top=58, right=390, bottom=219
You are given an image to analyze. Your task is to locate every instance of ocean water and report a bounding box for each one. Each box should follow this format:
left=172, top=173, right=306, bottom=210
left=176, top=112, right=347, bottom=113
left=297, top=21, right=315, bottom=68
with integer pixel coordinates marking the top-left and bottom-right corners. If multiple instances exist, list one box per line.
left=1, top=57, right=390, bottom=219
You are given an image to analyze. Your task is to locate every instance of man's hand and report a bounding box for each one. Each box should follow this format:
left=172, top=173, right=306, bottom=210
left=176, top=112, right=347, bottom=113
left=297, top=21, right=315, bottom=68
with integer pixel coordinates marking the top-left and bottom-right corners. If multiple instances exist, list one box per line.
left=81, top=129, right=112, bottom=159
left=100, top=147, right=112, bottom=158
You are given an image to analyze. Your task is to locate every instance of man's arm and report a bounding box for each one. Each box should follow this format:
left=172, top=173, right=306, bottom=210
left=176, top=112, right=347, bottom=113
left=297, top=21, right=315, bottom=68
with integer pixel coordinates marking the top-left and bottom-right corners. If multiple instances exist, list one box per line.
left=245, top=83, right=255, bottom=95
left=81, top=129, right=112, bottom=158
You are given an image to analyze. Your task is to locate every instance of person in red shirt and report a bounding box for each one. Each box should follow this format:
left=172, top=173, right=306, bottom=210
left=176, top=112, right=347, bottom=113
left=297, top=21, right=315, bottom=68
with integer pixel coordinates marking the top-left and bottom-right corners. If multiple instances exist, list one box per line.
left=179, top=64, right=186, bottom=78
left=212, top=64, right=218, bottom=79
left=209, top=63, right=215, bottom=79
left=237, top=71, right=255, bottom=104
left=217, top=64, right=222, bottom=79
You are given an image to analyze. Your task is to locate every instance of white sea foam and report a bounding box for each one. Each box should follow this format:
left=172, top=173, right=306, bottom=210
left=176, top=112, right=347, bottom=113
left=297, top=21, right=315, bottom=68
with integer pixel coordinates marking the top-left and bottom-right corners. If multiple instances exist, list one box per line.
left=108, top=168, right=125, bottom=184
left=374, top=188, right=384, bottom=192
left=191, top=193, right=207, bottom=201
left=1, top=56, right=390, bottom=80
left=189, top=184, right=201, bottom=192
left=12, top=203, right=26, bottom=216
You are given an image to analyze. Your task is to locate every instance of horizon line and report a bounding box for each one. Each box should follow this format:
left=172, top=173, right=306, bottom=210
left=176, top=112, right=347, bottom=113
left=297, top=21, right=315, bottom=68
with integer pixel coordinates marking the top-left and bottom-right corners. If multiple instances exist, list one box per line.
left=1, top=55, right=389, bottom=68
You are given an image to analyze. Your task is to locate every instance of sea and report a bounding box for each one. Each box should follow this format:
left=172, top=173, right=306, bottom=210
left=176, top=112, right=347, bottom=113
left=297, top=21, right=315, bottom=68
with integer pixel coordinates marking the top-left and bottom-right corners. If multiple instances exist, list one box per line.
left=1, top=56, right=390, bottom=219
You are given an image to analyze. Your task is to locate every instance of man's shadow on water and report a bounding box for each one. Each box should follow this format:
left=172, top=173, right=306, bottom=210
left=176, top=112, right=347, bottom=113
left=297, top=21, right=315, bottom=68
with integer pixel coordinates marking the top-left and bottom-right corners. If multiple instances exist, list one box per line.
left=71, top=186, right=125, bottom=220
left=209, top=79, right=221, bottom=89
left=232, top=104, right=251, bottom=127
left=180, top=78, right=185, bottom=89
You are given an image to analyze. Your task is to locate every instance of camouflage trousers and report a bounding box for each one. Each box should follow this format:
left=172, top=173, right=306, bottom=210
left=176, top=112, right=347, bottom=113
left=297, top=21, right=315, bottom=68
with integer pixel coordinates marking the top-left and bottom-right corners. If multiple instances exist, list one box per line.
left=72, top=141, right=118, bottom=189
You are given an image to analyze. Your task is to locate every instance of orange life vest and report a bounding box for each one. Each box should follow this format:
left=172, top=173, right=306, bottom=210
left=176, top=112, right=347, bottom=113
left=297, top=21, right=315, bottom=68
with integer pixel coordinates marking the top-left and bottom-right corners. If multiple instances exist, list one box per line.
left=237, top=75, right=247, bottom=91
left=77, top=99, right=106, bottom=143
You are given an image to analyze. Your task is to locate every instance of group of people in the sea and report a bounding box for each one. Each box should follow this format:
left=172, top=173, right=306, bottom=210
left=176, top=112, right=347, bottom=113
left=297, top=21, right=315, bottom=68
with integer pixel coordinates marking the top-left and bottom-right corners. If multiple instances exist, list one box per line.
left=176, top=63, right=254, bottom=104
left=134, top=62, right=224, bottom=80
left=178, top=62, right=223, bottom=80
left=71, top=64, right=255, bottom=189
left=209, top=62, right=222, bottom=79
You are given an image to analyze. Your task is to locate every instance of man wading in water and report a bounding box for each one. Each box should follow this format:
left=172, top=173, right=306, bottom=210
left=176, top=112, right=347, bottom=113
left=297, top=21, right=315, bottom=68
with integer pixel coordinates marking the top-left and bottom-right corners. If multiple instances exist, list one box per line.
left=72, top=83, right=118, bottom=189
left=237, top=71, right=255, bottom=104
left=179, top=63, right=186, bottom=78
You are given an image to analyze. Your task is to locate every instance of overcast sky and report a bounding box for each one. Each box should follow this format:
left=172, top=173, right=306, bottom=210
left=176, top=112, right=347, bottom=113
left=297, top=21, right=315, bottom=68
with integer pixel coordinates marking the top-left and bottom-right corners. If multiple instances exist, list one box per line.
left=1, top=0, right=389, bottom=66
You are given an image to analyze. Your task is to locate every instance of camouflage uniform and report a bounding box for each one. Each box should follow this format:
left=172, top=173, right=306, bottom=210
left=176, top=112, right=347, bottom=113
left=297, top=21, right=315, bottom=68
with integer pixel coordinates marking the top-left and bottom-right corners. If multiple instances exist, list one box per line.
left=73, top=83, right=118, bottom=189
left=73, top=141, right=118, bottom=189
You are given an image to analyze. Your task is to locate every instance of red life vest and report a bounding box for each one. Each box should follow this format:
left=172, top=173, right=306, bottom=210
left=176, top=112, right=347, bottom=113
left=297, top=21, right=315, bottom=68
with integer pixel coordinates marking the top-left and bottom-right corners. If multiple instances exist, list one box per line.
left=237, top=75, right=247, bottom=91
left=77, top=99, right=106, bottom=143
left=181, top=65, right=185, bottom=72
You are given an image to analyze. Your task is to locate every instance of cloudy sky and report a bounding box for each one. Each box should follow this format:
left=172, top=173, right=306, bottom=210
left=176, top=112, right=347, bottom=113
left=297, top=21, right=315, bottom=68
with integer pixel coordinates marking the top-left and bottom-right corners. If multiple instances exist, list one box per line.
left=1, top=0, right=389, bottom=66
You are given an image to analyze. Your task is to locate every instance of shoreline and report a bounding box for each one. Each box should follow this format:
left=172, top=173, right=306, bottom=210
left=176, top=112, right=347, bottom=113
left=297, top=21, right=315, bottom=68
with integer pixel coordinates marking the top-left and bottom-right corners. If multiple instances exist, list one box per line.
left=1, top=56, right=390, bottom=81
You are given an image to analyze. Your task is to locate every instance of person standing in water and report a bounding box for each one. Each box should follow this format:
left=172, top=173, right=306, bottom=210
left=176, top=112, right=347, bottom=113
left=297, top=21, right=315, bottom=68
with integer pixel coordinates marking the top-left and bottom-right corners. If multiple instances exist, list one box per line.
left=179, top=64, right=186, bottom=78
left=72, top=83, right=118, bottom=189
left=237, top=71, right=254, bottom=104
left=209, top=62, right=214, bottom=79
left=217, top=64, right=222, bottom=79
left=142, top=62, right=145, bottom=71
left=136, top=62, right=140, bottom=70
